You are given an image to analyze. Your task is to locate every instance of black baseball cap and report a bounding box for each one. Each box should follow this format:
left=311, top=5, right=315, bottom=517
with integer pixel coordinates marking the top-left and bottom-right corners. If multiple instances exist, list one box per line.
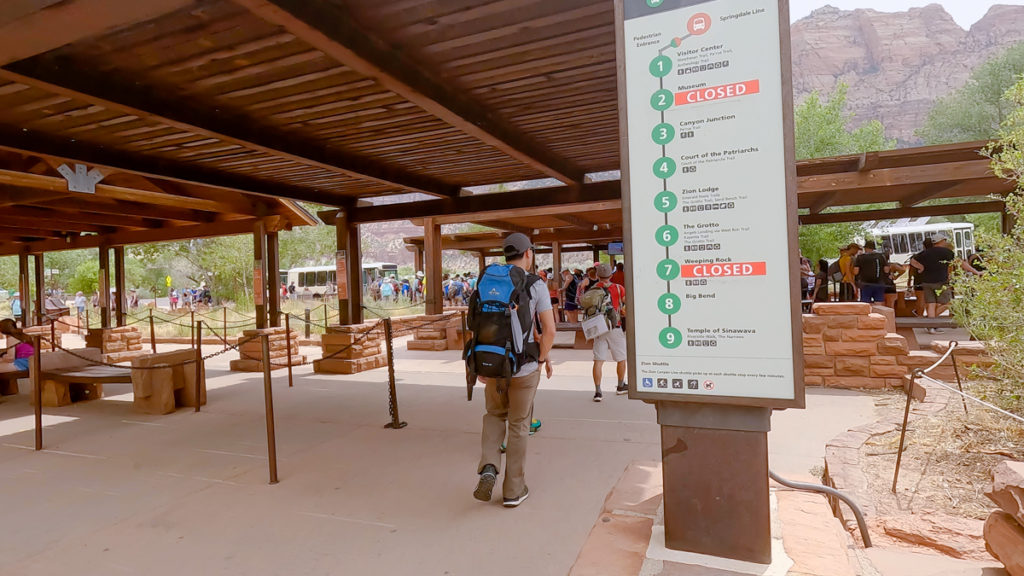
left=503, top=232, right=533, bottom=258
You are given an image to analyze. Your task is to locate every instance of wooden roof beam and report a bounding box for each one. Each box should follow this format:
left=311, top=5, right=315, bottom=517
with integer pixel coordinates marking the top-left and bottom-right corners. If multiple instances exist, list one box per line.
left=798, top=160, right=995, bottom=195
left=0, top=62, right=459, bottom=198
left=23, top=197, right=216, bottom=223
left=0, top=218, right=264, bottom=256
left=0, top=0, right=195, bottom=66
left=234, top=0, right=586, bottom=185
left=554, top=214, right=600, bottom=230
left=808, top=191, right=839, bottom=215
left=480, top=220, right=535, bottom=236
left=336, top=180, right=622, bottom=224
left=799, top=200, right=1005, bottom=225
left=898, top=182, right=969, bottom=208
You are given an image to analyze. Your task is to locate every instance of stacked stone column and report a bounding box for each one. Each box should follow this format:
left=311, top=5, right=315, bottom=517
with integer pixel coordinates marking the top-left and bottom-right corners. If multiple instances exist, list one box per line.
left=229, top=326, right=304, bottom=372
left=85, top=326, right=144, bottom=362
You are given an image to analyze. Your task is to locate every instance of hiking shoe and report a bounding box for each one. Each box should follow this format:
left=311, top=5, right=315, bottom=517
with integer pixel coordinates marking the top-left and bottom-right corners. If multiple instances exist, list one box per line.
left=593, top=390, right=603, bottom=402
left=616, top=382, right=628, bottom=395
left=529, top=419, right=541, bottom=435
left=474, top=464, right=497, bottom=502
left=499, top=443, right=506, bottom=453
left=503, top=486, right=530, bottom=508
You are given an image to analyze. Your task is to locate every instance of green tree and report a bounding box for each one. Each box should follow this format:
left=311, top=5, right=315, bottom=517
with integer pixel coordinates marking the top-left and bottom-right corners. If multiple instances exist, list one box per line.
left=952, top=77, right=1024, bottom=411
left=918, top=42, right=1024, bottom=145
left=794, top=83, right=896, bottom=262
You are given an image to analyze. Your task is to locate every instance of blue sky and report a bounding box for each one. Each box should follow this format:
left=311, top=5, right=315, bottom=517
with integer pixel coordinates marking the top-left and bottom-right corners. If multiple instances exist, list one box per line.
left=789, top=0, right=1024, bottom=28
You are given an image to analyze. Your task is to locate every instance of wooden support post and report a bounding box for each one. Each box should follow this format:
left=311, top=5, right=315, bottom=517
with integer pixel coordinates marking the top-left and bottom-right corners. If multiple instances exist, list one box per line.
left=334, top=210, right=363, bottom=326
left=414, top=246, right=424, bottom=274
left=17, top=252, right=29, bottom=326
left=347, top=222, right=362, bottom=325
left=33, top=253, right=44, bottom=326
left=592, top=246, right=601, bottom=265
left=223, top=306, right=228, bottom=351
left=267, top=230, right=281, bottom=328
left=1002, top=207, right=1016, bottom=235
left=424, top=217, right=443, bottom=315
left=477, top=252, right=486, bottom=275
left=98, top=246, right=110, bottom=329
left=552, top=241, right=562, bottom=276
left=253, top=221, right=268, bottom=330
left=304, top=308, right=311, bottom=339
left=114, top=246, right=126, bottom=327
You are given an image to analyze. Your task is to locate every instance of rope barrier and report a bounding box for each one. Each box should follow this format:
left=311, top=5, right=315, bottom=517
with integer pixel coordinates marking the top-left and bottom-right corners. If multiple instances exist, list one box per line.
left=918, top=374, right=1024, bottom=425
left=204, top=319, right=385, bottom=368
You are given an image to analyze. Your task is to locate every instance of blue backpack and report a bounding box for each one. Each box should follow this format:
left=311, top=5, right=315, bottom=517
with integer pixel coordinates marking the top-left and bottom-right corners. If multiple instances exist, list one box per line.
left=464, top=264, right=540, bottom=399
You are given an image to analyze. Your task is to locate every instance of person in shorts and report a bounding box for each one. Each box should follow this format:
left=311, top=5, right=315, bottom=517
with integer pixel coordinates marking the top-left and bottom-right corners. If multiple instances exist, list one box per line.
left=853, top=240, right=889, bottom=303
left=910, top=234, right=955, bottom=332
left=589, top=263, right=627, bottom=401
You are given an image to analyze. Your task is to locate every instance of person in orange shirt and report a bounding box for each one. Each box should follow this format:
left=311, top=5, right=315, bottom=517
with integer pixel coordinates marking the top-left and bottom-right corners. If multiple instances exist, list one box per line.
left=610, top=262, right=625, bottom=286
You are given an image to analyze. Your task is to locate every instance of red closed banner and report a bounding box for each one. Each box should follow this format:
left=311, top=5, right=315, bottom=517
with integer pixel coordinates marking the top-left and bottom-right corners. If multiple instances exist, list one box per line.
left=679, top=262, right=767, bottom=278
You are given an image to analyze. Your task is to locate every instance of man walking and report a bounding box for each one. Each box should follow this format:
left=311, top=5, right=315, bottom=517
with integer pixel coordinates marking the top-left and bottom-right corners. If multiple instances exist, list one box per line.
left=853, top=240, right=889, bottom=304
left=473, top=233, right=555, bottom=508
left=910, top=234, right=956, bottom=332
left=588, top=263, right=627, bottom=401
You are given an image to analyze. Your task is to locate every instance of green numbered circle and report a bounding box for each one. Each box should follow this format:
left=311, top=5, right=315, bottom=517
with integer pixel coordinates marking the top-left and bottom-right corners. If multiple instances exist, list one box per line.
left=651, top=122, right=674, bottom=145
left=649, top=55, right=672, bottom=78
left=654, top=190, right=677, bottom=213
left=656, top=258, right=679, bottom=281
left=650, top=89, right=673, bottom=111
left=655, top=224, right=678, bottom=247
left=658, top=293, right=681, bottom=315
left=653, top=157, right=676, bottom=179
left=646, top=0, right=664, bottom=6
left=659, top=327, right=682, bottom=349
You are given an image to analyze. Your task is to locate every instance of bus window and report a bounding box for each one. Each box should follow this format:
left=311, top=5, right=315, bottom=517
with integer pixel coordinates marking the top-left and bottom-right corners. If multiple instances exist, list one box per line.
left=954, top=230, right=965, bottom=259
left=316, top=271, right=328, bottom=285
left=304, top=272, right=316, bottom=287
left=964, top=230, right=974, bottom=255
left=895, top=234, right=908, bottom=255
left=328, top=270, right=337, bottom=283
left=881, top=235, right=892, bottom=253
left=909, top=233, right=924, bottom=253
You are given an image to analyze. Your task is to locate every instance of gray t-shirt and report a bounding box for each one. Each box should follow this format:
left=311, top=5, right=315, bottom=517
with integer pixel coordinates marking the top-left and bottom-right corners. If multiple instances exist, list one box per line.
left=514, top=278, right=553, bottom=377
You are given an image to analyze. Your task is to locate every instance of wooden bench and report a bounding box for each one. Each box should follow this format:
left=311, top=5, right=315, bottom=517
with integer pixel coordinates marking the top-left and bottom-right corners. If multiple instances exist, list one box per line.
left=894, top=317, right=959, bottom=351
left=31, top=348, right=132, bottom=407
left=130, top=349, right=206, bottom=414
left=0, top=364, right=27, bottom=395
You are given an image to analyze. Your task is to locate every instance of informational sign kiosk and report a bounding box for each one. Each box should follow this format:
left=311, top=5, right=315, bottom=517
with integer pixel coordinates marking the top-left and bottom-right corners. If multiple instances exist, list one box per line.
left=615, top=0, right=803, bottom=565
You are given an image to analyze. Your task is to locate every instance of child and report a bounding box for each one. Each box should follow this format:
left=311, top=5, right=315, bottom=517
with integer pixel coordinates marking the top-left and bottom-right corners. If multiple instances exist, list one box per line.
left=0, top=318, right=35, bottom=371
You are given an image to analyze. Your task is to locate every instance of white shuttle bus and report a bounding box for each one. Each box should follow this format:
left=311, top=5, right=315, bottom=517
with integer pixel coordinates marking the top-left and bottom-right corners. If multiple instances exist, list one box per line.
left=863, top=218, right=975, bottom=265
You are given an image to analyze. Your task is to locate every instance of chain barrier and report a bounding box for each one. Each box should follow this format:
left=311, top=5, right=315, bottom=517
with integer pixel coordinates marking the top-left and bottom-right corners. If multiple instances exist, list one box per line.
left=361, top=302, right=425, bottom=314
left=203, top=320, right=385, bottom=369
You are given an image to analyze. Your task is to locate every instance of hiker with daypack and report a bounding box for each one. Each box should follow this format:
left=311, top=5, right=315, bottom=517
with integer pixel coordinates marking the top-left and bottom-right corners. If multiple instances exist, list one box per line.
left=580, top=263, right=627, bottom=401
left=465, top=233, right=555, bottom=508
left=853, top=240, right=889, bottom=304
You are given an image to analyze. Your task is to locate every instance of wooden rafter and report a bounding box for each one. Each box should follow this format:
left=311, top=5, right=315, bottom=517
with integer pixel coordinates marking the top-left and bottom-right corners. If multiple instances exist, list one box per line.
left=233, top=0, right=586, bottom=186
left=0, top=0, right=194, bottom=66
left=0, top=125, right=329, bottom=210
left=0, top=62, right=460, bottom=198
left=898, top=182, right=968, bottom=208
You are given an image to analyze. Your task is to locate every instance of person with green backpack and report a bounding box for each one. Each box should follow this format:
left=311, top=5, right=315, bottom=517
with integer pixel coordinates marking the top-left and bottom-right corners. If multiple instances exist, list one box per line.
left=465, top=233, right=555, bottom=508
left=580, top=263, right=627, bottom=402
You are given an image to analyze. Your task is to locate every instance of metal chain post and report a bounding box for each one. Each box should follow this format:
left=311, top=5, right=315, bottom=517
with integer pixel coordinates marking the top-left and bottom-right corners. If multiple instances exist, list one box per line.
left=260, top=333, right=279, bottom=484
left=32, top=335, right=42, bottom=451
left=284, top=312, right=293, bottom=388
left=383, top=317, right=407, bottom=429
left=304, top=308, right=311, bottom=339
left=149, top=307, right=157, bottom=353
left=194, top=320, right=203, bottom=413
left=223, top=306, right=228, bottom=351
left=892, top=371, right=918, bottom=493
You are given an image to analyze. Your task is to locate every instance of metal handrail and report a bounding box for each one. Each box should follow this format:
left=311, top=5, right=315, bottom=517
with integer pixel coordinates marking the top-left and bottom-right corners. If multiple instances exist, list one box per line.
left=769, top=469, right=873, bottom=548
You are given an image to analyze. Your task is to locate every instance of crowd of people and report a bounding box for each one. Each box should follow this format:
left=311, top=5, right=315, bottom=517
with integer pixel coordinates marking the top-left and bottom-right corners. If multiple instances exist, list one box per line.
left=801, top=233, right=984, bottom=333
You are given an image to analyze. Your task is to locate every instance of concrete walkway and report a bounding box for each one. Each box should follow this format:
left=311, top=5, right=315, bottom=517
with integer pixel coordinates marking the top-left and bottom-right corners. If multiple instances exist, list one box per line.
left=0, top=342, right=875, bottom=575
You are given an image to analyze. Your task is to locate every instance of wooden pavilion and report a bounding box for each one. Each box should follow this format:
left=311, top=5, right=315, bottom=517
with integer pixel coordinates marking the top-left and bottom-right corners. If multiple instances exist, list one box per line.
left=0, top=2, right=1016, bottom=330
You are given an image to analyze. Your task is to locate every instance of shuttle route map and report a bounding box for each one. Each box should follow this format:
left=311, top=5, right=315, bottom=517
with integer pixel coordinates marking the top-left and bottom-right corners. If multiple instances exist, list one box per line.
left=623, top=0, right=798, bottom=401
